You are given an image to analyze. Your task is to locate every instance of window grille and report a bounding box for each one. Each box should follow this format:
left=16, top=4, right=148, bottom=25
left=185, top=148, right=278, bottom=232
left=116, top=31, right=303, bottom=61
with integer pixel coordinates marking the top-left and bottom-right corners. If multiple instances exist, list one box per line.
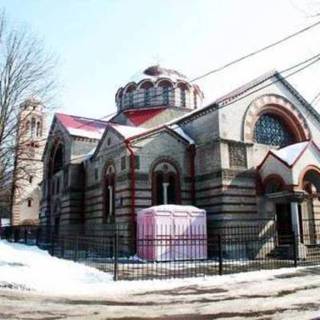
left=254, top=114, right=294, bottom=147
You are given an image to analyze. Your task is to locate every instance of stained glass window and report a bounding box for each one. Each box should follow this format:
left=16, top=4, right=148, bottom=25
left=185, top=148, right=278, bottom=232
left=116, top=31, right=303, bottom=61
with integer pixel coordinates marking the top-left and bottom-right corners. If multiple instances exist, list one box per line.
left=254, top=114, right=295, bottom=147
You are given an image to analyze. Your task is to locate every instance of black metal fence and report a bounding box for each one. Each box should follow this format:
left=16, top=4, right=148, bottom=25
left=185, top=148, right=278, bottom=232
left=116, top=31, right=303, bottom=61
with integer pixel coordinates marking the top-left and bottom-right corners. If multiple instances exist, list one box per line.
left=1, top=220, right=320, bottom=281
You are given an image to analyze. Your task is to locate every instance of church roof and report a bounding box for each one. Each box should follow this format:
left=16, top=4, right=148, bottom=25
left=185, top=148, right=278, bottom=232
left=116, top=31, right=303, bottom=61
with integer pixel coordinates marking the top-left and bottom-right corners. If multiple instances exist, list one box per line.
left=56, top=113, right=108, bottom=140
left=270, top=141, right=309, bottom=166
left=123, top=108, right=166, bottom=126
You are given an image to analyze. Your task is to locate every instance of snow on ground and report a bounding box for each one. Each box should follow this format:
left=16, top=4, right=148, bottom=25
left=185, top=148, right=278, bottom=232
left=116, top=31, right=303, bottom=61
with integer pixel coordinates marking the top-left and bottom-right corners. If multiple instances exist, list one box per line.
left=0, top=239, right=305, bottom=296
left=2, top=240, right=320, bottom=319
left=0, top=240, right=113, bottom=295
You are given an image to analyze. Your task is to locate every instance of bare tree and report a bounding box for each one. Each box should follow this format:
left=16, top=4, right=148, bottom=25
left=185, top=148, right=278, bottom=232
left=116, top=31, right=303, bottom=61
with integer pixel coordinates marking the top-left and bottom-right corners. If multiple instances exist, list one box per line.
left=0, top=12, right=56, bottom=222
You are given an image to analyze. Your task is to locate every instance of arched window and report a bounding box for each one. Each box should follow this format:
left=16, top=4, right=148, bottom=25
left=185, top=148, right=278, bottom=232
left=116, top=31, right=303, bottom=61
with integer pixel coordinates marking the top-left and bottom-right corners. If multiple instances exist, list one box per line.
left=254, top=113, right=295, bottom=147
left=158, top=80, right=173, bottom=106
left=104, top=165, right=115, bottom=220
left=126, top=84, right=136, bottom=107
left=27, top=198, right=33, bottom=207
left=50, top=143, right=64, bottom=175
left=152, top=162, right=180, bottom=205
left=31, top=118, right=36, bottom=138
left=140, top=81, right=153, bottom=106
left=193, top=92, right=197, bottom=109
left=177, top=83, right=188, bottom=108
left=36, top=121, right=41, bottom=137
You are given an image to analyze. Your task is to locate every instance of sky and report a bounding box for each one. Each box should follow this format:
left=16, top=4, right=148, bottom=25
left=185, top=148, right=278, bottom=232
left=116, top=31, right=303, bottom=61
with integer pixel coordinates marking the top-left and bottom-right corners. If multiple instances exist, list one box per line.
left=1, top=0, right=320, bottom=119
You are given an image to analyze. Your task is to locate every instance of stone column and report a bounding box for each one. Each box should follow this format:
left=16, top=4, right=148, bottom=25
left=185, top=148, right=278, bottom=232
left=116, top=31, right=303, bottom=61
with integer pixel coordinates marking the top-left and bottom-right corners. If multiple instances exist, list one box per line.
left=291, top=202, right=300, bottom=240
left=291, top=202, right=306, bottom=259
left=108, top=185, right=113, bottom=215
left=162, top=182, right=169, bottom=205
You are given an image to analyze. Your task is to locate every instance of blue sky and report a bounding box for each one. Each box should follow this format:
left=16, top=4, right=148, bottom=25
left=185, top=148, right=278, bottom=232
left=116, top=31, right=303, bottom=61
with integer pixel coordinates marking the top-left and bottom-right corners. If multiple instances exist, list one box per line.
left=1, top=0, right=320, bottom=119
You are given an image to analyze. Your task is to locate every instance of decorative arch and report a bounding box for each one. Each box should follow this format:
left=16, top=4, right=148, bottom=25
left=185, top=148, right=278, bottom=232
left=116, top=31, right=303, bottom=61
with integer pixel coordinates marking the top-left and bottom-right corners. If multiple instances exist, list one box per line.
left=150, top=157, right=181, bottom=205
left=123, top=82, right=137, bottom=94
left=48, top=137, right=65, bottom=178
left=262, top=174, right=286, bottom=194
left=137, top=80, right=154, bottom=90
left=156, top=78, right=174, bottom=88
left=298, top=165, right=320, bottom=191
left=243, top=94, right=311, bottom=144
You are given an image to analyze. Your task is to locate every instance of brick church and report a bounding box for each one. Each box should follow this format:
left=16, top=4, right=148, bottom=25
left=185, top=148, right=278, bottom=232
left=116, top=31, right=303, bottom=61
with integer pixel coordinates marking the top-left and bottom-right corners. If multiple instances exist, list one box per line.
left=39, top=65, right=320, bottom=250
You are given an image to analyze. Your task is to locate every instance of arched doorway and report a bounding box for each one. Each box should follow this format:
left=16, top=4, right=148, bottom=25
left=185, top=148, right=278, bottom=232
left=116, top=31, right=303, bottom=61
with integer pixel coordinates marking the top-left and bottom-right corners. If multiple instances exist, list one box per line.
left=264, top=175, right=292, bottom=244
left=300, top=168, right=320, bottom=245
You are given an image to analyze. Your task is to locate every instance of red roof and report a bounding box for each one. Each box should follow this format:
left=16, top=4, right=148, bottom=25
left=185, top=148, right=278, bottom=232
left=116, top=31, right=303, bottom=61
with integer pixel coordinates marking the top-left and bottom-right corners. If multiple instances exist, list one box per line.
left=124, top=108, right=166, bottom=126
left=56, top=113, right=108, bottom=139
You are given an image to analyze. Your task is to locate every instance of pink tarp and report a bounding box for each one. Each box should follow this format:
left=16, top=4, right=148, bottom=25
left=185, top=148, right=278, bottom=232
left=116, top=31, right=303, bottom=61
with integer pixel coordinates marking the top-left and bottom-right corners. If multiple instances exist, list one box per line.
left=137, top=205, right=207, bottom=261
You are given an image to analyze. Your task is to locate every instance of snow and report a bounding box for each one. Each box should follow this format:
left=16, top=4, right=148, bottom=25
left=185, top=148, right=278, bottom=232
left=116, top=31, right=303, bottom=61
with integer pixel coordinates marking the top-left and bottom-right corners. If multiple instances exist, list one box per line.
left=169, top=124, right=195, bottom=144
left=2, top=241, right=320, bottom=319
left=271, top=141, right=309, bottom=165
left=68, top=127, right=105, bottom=140
left=0, top=240, right=320, bottom=320
left=0, top=239, right=308, bottom=296
left=110, top=123, right=146, bottom=139
left=0, top=240, right=112, bottom=295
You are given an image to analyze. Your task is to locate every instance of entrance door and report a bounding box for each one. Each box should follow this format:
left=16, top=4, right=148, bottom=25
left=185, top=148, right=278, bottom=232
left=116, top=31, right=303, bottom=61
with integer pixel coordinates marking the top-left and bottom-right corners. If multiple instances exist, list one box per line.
left=276, top=203, right=292, bottom=245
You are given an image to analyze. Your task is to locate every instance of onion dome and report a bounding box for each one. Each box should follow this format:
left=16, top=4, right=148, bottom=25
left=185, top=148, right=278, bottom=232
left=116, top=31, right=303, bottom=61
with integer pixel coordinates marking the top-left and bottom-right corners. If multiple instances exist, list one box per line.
left=115, top=65, right=204, bottom=111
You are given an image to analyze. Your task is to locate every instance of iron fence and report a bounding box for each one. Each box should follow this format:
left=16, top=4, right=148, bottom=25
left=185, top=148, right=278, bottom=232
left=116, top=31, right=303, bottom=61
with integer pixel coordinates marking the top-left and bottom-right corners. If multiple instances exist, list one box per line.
left=2, top=220, right=320, bottom=281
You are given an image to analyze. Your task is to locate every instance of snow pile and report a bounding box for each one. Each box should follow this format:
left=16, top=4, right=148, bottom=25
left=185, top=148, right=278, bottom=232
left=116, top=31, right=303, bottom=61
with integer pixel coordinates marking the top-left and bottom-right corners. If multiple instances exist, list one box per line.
left=0, top=240, right=112, bottom=295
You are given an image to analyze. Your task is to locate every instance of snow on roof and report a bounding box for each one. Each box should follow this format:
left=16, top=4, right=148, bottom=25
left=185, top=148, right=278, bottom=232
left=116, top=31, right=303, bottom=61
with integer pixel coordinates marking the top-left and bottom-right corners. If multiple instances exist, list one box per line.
left=110, top=123, right=146, bottom=139
left=124, top=108, right=166, bottom=126
left=271, top=141, right=309, bottom=166
left=169, top=124, right=195, bottom=144
left=56, top=113, right=108, bottom=140
left=139, top=204, right=205, bottom=214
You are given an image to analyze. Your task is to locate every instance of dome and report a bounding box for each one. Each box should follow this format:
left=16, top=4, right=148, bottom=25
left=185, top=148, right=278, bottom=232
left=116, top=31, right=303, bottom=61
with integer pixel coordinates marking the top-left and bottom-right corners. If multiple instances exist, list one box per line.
left=129, top=65, right=189, bottom=83
left=115, top=65, right=204, bottom=112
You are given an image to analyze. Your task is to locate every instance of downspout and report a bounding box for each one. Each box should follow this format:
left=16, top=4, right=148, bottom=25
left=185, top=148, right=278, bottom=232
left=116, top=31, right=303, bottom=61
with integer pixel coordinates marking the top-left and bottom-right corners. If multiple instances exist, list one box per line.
left=188, top=144, right=196, bottom=205
left=124, top=139, right=136, bottom=228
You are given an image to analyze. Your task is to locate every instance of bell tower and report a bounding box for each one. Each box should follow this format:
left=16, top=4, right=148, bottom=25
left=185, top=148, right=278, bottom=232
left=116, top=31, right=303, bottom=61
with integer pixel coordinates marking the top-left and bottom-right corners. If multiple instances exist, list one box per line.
left=11, top=98, right=46, bottom=225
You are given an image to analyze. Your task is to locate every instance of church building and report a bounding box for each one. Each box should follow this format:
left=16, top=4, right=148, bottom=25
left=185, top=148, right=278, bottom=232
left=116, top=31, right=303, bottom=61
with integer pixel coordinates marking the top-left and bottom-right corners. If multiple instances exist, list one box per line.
left=40, top=65, right=320, bottom=252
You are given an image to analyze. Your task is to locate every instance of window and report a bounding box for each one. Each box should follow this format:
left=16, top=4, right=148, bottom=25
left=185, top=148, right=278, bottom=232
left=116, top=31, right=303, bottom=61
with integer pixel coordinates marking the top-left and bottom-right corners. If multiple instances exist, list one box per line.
left=254, top=114, right=295, bottom=147
left=107, top=137, right=111, bottom=146
left=135, top=155, right=140, bottom=170
left=180, top=89, right=186, bottom=107
left=27, top=199, right=32, bottom=207
left=31, top=118, right=36, bottom=138
left=152, top=162, right=180, bottom=205
left=104, top=166, right=115, bottom=219
left=29, top=176, right=33, bottom=184
left=193, top=93, right=197, bottom=109
left=162, top=87, right=169, bottom=105
left=36, top=121, right=41, bottom=137
left=144, top=88, right=150, bottom=106
left=94, top=168, right=99, bottom=180
left=121, top=156, right=126, bottom=170
left=128, top=92, right=134, bottom=107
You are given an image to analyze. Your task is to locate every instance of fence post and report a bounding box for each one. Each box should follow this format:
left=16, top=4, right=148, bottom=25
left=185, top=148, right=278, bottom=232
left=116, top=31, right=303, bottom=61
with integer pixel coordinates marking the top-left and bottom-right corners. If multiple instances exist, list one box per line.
left=292, top=232, right=297, bottom=267
left=51, top=232, right=55, bottom=256
left=74, top=237, right=79, bottom=261
left=24, top=228, right=28, bottom=244
left=36, top=228, right=40, bottom=246
left=218, top=234, right=223, bottom=275
left=113, top=225, right=119, bottom=281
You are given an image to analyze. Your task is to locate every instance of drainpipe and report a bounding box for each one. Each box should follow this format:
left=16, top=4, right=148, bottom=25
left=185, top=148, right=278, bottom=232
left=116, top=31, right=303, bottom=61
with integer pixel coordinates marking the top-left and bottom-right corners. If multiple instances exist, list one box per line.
left=188, top=144, right=196, bottom=205
left=124, top=139, right=136, bottom=228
